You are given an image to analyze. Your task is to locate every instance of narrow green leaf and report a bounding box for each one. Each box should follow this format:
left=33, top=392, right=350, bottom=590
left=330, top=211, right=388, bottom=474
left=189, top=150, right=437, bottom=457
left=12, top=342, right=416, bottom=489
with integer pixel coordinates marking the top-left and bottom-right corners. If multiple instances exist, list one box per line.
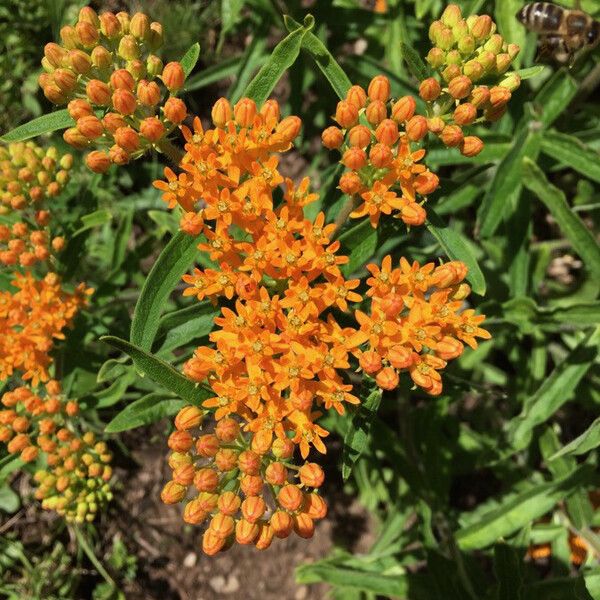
left=100, top=335, right=210, bottom=405
left=185, top=55, right=242, bottom=92
left=508, top=326, right=600, bottom=450
left=477, top=127, right=541, bottom=238
left=0, top=485, right=20, bottom=513
left=541, top=131, right=600, bottom=184
left=97, top=357, right=130, bottom=383
left=400, top=42, right=429, bottom=81
left=456, top=464, right=595, bottom=550
left=534, top=69, right=578, bottom=127
left=72, top=209, right=112, bottom=237
left=0, top=109, right=73, bottom=143
left=515, top=65, right=545, bottom=80
left=105, top=393, right=184, bottom=433
left=130, top=231, right=199, bottom=351
left=494, top=543, right=523, bottom=600
left=585, top=569, right=600, bottom=600
left=503, top=298, right=600, bottom=330
left=522, top=159, right=600, bottom=279
left=221, top=0, right=245, bottom=37
left=550, top=418, right=600, bottom=460
left=180, top=42, right=201, bottom=77
left=228, top=32, right=268, bottom=103
left=244, top=16, right=312, bottom=105
left=342, top=381, right=382, bottom=481
left=339, top=220, right=378, bottom=276
left=426, top=208, right=486, bottom=295
left=0, top=454, right=24, bottom=483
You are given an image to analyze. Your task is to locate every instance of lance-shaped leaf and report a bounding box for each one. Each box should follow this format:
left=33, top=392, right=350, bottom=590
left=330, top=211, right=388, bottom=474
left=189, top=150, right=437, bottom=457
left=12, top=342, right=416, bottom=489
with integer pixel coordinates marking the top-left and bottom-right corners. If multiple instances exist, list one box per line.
left=100, top=335, right=210, bottom=405
left=180, top=42, right=201, bottom=77
left=541, top=130, right=600, bottom=185
left=130, top=231, right=199, bottom=351
left=0, top=109, right=73, bottom=143
left=105, top=393, right=185, bottom=433
left=550, top=418, right=600, bottom=460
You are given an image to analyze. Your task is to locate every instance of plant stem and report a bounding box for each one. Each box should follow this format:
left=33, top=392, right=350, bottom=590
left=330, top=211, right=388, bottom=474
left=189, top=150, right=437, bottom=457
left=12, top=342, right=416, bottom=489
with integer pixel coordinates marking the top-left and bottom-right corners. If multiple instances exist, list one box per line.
left=157, top=138, right=185, bottom=167
left=73, top=525, right=116, bottom=588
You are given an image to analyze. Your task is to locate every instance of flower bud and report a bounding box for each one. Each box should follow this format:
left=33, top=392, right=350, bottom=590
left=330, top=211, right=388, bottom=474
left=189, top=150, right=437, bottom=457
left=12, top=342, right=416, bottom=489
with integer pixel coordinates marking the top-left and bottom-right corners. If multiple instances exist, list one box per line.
left=102, top=112, right=127, bottom=134
left=140, top=117, right=165, bottom=142
left=270, top=511, right=294, bottom=538
left=161, top=481, right=186, bottom=504
left=507, top=44, right=520, bottom=60
left=125, top=59, right=145, bottom=80
left=183, top=499, right=208, bottom=524
left=335, top=100, right=359, bottom=128
left=118, top=35, right=140, bottom=61
left=210, top=513, right=235, bottom=539
left=215, top=417, right=239, bottom=442
left=260, top=99, right=280, bottom=124
left=91, top=46, right=112, bottom=69
left=470, top=15, right=493, bottom=40
left=86, top=79, right=111, bottom=105
left=427, top=117, right=445, bottom=134
left=110, top=69, right=135, bottom=91
left=202, top=530, right=225, bottom=555
left=419, top=77, right=441, bottom=102
left=234, top=98, right=257, bottom=127
left=236, top=519, right=259, bottom=545
left=299, top=463, right=324, bottom=488
left=375, top=366, right=399, bottom=390
left=294, top=513, right=315, bottom=539
left=339, top=171, right=363, bottom=195
left=75, top=21, right=99, bottom=48
left=130, top=12, right=150, bottom=40
left=489, top=86, right=511, bottom=108
left=67, top=49, right=92, bottom=75
left=440, top=124, right=464, bottom=147
left=342, top=147, right=367, bottom=171
left=136, top=80, right=160, bottom=106
left=359, top=350, right=382, bottom=374
left=369, top=143, right=393, bottom=168
left=442, top=64, right=461, bottom=83
left=276, top=116, right=302, bottom=142
left=460, top=135, right=483, bottom=158
left=218, top=491, right=241, bottom=516
left=375, top=119, right=399, bottom=146
left=484, top=104, right=506, bottom=122
left=445, top=49, right=462, bottom=65
left=167, top=430, right=192, bottom=452
left=436, top=336, right=464, bottom=360
left=60, top=25, right=79, bottom=49
left=388, top=345, right=413, bottom=369
left=67, top=100, right=94, bottom=121
left=500, top=73, right=521, bottom=92
left=484, top=33, right=504, bottom=55
left=346, top=125, right=370, bottom=148
left=477, top=50, right=496, bottom=72
left=265, top=462, right=288, bottom=486
left=175, top=405, right=203, bottom=430
left=391, top=96, right=416, bottom=123
left=112, top=89, right=137, bottom=115
left=211, top=97, right=232, bottom=127
left=149, top=22, right=164, bottom=50
left=163, top=97, right=187, bottom=123
left=463, top=60, right=484, bottom=81
left=458, top=34, right=476, bottom=56
left=368, top=75, right=391, bottom=102
left=77, top=115, right=104, bottom=139
left=52, top=68, right=77, bottom=94
left=146, top=54, right=163, bottom=78
left=322, top=126, right=344, bottom=149
left=162, top=61, right=185, bottom=92
left=441, top=4, right=462, bottom=27
left=238, top=450, right=261, bottom=475
left=495, top=53, right=512, bottom=74
left=272, top=437, right=294, bottom=459
left=99, top=12, right=121, bottom=38
left=277, top=484, right=303, bottom=511
left=453, top=103, right=477, bottom=126
left=173, top=463, right=195, bottom=486
left=116, top=11, right=130, bottom=33
left=43, top=84, right=66, bottom=104
left=79, top=7, right=100, bottom=27
left=406, top=115, right=428, bottom=141
left=346, top=85, right=367, bottom=109
left=63, top=128, right=89, bottom=150
left=426, top=47, right=446, bottom=69
left=44, top=43, right=67, bottom=68
left=196, top=434, right=219, bottom=457
left=255, top=523, right=274, bottom=550
left=400, top=202, right=426, bottom=226
left=448, top=75, right=473, bottom=99
left=436, top=26, right=455, bottom=50
left=242, top=496, right=266, bottom=523
left=194, top=468, right=219, bottom=492
left=114, top=127, right=140, bottom=152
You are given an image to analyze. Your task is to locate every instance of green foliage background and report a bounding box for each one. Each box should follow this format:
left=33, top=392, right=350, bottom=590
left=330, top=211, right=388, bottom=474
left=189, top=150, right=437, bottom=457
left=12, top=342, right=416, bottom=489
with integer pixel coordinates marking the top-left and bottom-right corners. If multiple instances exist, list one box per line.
left=1, top=0, right=600, bottom=598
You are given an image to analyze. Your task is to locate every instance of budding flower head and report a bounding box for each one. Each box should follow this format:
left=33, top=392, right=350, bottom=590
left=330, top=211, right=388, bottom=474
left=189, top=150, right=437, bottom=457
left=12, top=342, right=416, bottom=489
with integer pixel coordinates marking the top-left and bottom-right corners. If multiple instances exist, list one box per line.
left=163, top=97, right=187, bottom=123
left=335, top=100, right=359, bottom=129
left=234, top=98, right=257, bottom=127
left=448, top=75, right=473, bottom=100
left=162, top=61, right=185, bottom=92
left=368, top=75, right=391, bottom=102
left=346, top=85, right=367, bottom=109
left=441, top=4, right=462, bottom=27
left=322, top=126, right=344, bottom=150
left=392, top=96, right=416, bottom=123
left=211, top=98, right=232, bottom=127
left=419, top=77, right=441, bottom=102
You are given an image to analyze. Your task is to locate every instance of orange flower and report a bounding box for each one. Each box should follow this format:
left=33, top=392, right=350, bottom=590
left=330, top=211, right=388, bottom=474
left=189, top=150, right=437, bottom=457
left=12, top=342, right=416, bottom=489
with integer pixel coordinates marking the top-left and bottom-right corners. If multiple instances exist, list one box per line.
left=351, top=182, right=405, bottom=228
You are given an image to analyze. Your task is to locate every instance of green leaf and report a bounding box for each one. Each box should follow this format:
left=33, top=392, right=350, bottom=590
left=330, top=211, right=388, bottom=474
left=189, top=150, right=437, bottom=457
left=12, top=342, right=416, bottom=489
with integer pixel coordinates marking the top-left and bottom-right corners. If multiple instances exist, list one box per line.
left=426, top=208, right=486, bottom=295
left=0, top=484, right=20, bottom=513
left=0, top=454, right=23, bottom=484
left=0, top=109, right=73, bottom=143
left=339, top=220, right=378, bottom=276
left=550, top=418, right=600, bottom=460
left=541, top=131, right=600, bottom=184
left=585, top=569, right=600, bottom=600
left=495, top=0, right=526, bottom=68
left=97, top=358, right=131, bottom=384
left=105, top=393, right=185, bottom=433
left=72, top=209, right=112, bottom=237
left=534, top=69, right=578, bottom=128
left=400, top=42, right=429, bottom=81
left=228, top=31, right=268, bottom=103
left=494, top=543, right=523, bottom=600
left=342, top=381, right=382, bottom=481
left=522, top=159, right=600, bottom=279
left=515, top=65, right=546, bottom=80
left=508, top=326, right=600, bottom=450
left=244, top=16, right=313, bottom=105
left=456, top=464, right=595, bottom=550
left=477, top=127, right=541, bottom=239
left=180, top=42, right=201, bottom=77
left=100, top=335, right=210, bottom=405
left=296, top=563, right=410, bottom=597
left=130, top=231, right=199, bottom=351
left=185, top=55, right=242, bottom=92
left=156, top=301, right=218, bottom=355
left=221, top=0, right=245, bottom=38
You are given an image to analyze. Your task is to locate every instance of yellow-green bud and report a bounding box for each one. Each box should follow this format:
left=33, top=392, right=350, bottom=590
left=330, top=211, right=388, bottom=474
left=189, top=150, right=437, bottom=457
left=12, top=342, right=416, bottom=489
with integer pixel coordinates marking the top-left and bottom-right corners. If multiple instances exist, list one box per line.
left=118, top=35, right=140, bottom=61
left=484, top=34, right=504, bottom=55
left=130, top=13, right=150, bottom=40
left=441, top=4, right=462, bottom=27
left=458, top=35, right=475, bottom=56
left=146, top=55, right=163, bottom=77
left=426, top=47, right=445, bottom=69
left=149, top=22, right=164, bottom=50
left=91, top=46, right=112, bottom=69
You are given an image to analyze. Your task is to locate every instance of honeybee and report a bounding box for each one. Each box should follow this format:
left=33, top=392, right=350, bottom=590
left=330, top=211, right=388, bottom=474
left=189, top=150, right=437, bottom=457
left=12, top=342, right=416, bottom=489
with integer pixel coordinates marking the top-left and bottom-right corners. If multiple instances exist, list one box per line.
left=517, top=2, right=600, bottom=64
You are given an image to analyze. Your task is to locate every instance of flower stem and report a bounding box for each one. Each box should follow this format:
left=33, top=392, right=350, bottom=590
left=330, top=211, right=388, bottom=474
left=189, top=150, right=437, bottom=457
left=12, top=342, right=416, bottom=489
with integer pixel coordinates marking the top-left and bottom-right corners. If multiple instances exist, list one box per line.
left=157, top=138, right=185, bottom=167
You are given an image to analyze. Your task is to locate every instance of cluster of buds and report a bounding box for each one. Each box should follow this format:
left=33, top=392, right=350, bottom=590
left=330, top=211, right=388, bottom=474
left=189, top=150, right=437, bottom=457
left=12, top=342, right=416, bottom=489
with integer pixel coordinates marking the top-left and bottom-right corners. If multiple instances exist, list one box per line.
left=39, top=7, right=187, bottom=172
left=322, top=75, right=439, bottom=228
left=0, top=272, right=91, bottom=385
left=0, top=142, right=72, bottom=212
left=0, top=221, right=64, bottom=267
left=0, top=382, right=113, bottom=522
left=354, top=256, right=490, bottom=395
left=162, top=408, right=327, bottom=555
left=422, top=4, right=521, bottom=149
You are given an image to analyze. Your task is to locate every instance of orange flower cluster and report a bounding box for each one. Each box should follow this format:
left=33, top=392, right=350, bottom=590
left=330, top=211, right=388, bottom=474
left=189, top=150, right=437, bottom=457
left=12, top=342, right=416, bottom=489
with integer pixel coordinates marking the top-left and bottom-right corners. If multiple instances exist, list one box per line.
left=0, top=272, right=91, bottom=385
left=0, top=142, right=72, bottom=212
left=155, top=98, right=365, bottom=552
left=0, top=382, right=113, bottom=522
left=39, top=7, right=187, bottom=172
left=162, top=408, right=328, bottom=554
left=0, top=221, right=64, bottom=267
left=322, top=75, right=439, bottom=228
left=423, top=4, right=521, bottom=143
left=354, top=256, right=490, bottom=395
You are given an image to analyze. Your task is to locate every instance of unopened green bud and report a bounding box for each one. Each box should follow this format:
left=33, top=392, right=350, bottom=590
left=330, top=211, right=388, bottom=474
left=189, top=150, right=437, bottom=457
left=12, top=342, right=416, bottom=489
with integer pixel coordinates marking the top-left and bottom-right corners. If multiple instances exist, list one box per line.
left=446, top=50, right=462, bottom=65
left=126, top=59, right=146, bottom=80
left=426, top=47, right=446, bottom=68
left=458, top=34, right=475, bottom=56
left=495, top=53, right=512, bottom=74
left=148, top=22, right=164, bottom=50
left=147, top=54, right=163, bottom=77
left=452, top=20, right=469, bottom=42
left=463, top=60, right=484, bottom=81
left=130, top=13, right=150, bottom=40
left=91, top=46, right=112, bottom=69
left=118, top=35, right=140, bottom=61
left=484, top=34, right=504, bottom=55
left=441, top=4, right=462, bottom=27
left=500, top=73, right=521, bottom=92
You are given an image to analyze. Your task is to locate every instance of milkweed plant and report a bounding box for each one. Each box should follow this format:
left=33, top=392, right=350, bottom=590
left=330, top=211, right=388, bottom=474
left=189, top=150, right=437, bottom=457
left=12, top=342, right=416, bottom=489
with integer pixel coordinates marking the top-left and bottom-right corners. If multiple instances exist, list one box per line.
left=1, top=1, right=599, bottom=598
